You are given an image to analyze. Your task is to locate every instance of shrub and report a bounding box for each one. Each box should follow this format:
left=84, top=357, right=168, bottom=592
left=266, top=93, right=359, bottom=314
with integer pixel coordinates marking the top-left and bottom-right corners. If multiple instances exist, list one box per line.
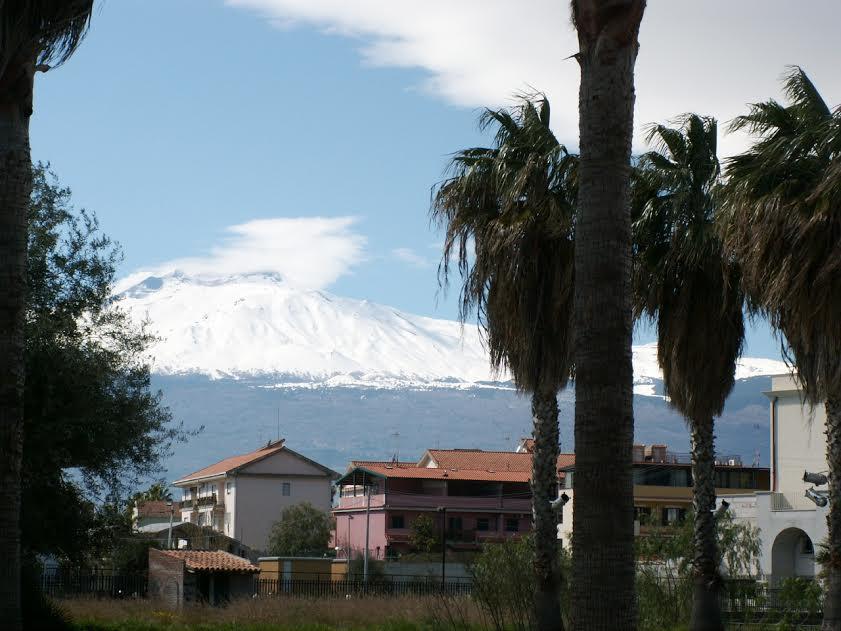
left=409, top=514, right=439, bottom=553
left=469, top=535, right=570, bottom=631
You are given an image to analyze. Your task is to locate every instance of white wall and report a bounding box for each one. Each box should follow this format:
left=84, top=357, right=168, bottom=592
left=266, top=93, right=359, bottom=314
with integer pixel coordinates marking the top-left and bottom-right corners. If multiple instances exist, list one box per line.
left=771, top=376, right=827, bottom=496
left=234, top=475, right=333, bottom=552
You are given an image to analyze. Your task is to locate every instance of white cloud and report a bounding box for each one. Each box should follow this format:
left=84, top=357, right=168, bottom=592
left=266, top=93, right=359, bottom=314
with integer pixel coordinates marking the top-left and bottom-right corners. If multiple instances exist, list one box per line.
left=392, top=247, right=431, bottom=269
left=115, top=216, right=366, bottom=293
left=228, top=0, right=841, bottom=159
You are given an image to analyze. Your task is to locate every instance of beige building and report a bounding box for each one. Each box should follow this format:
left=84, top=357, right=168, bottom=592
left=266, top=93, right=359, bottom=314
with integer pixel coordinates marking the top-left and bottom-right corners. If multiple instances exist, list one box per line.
left=557, top=443, right=770, bottom=544
left=724, top=375, right=829, bottom=583
left=173, top=439, right=338, bottom=553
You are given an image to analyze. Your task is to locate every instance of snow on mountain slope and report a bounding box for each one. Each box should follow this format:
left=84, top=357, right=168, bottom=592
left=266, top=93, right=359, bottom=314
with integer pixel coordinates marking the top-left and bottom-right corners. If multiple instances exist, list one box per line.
left=117, top=272, right=788, bottom=390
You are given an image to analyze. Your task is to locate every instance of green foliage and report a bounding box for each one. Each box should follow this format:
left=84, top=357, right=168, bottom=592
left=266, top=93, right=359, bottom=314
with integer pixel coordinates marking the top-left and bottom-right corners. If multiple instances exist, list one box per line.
left=21, top=164, right=193, bottom=565
left=470, top=535, right=571, bottom=631
left=777, top=577, right=823, bottom=623
left=267, top=502, right=332, bottom=556
left=431, top=93, right=577, bottom=395
left=722, top=67, right=841, bottom=403
left=347, top=554, right=386, bottom=583
left=409, top=514, right=439, bottom=553
left=632, top=113, right=744, bottom=422
left=634, top=511, right=762, bottom=631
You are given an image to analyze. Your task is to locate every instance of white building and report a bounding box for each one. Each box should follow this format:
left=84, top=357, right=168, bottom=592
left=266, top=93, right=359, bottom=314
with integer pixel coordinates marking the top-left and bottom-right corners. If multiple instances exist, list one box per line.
left=173, top=439, right=338, bottom=553
left=723, top=374, right=829, bottom=584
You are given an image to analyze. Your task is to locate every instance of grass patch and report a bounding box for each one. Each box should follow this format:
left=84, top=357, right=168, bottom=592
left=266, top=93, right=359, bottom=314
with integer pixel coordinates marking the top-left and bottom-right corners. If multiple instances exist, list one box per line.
left=60, top=596, right=483, bottom=631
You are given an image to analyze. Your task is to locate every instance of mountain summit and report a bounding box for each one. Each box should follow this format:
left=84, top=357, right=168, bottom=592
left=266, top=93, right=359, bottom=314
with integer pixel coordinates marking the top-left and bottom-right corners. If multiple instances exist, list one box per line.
left=117, top=272, right=786, bottom=389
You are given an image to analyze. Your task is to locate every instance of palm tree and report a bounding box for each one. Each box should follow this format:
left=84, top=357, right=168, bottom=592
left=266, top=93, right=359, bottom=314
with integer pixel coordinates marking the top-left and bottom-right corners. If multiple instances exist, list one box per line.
left=722, top=67, right=841, bottom=631
left=569, top=2, right=646, bottom=629
left=632, top=114, right=744, bottom=631
left=0, top=3, right=93, bottom=627
left=432, top=94, right=577, bottom=631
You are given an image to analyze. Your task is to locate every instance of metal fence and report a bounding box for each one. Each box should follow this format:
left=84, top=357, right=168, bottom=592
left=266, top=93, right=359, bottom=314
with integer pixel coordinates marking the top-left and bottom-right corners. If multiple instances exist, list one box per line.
left=722, top=583, right=823, bottom=626
left=254, top=574, right=473, bottom=598
left=39, top=572, right=147, bottom=599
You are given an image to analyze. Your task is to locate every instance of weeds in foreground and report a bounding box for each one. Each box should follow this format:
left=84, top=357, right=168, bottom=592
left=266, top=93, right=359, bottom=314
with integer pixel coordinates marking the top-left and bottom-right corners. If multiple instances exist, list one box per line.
left=60, top=595, right=485, bottom=630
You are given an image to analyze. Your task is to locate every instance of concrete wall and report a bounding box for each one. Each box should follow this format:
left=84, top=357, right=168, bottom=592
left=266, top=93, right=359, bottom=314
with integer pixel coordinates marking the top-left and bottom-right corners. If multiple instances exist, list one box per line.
left=771, top=380, right=827, bottom=496
left=334, top=509, right=388, bottom=559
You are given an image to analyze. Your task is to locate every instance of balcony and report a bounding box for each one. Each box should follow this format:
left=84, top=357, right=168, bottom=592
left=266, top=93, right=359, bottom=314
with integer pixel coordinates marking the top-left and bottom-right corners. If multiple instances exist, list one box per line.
left=770, top=492, right=818, bottom=512
left=337, top=493, right=531, bottom=513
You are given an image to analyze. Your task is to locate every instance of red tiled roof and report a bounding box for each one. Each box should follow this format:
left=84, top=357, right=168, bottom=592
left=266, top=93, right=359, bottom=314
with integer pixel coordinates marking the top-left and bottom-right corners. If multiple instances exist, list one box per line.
left=350, top=460, right=418, bottom=470
left=425, top=449, right=575, bottom=474
left=174, top=441, right=285, bottom=484
left=159, top=550, right=258, bottom=573
left=137, top=500, right=172, bottom=518
left=356, top=463, right=531, bottom=483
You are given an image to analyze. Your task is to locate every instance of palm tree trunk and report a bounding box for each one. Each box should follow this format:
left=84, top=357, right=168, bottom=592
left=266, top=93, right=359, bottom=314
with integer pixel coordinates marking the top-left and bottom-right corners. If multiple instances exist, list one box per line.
left=571, top=2, right=644, bottom=629
left=822, top=396, right=841, bottom=631
left=531, top=389, right=564, bottom=631
left=688, top=418, right=723, bottom=631
left=0, top=57, right=34, bottom=631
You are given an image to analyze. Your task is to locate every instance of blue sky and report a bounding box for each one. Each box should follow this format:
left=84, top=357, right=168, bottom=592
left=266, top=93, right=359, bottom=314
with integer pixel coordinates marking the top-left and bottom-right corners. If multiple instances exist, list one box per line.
left=31, top=0, right=841, bottom=360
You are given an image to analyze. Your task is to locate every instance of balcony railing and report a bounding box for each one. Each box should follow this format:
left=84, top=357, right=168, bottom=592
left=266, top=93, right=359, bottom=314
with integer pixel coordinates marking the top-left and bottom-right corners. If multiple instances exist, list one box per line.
left=337, top=493, right=531, bottom=512
left=770, top=492, right=817, bottom=512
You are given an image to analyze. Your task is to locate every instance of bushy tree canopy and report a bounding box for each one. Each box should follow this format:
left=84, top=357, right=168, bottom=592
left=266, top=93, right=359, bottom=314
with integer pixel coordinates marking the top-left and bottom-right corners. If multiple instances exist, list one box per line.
left=21, top=164, right=191, bottom=563
left=267, top=502, right=332, bottom=557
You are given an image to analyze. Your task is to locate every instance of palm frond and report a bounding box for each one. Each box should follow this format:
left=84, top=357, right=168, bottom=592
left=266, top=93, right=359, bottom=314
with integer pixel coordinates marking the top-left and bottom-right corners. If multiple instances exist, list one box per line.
left=432, top=94, right=577, bottom=394
left=722, top=69, right=841, bottom=403
left=632, top=113, right=744, bottom=420
left=0, top=1, right=93, bottom=82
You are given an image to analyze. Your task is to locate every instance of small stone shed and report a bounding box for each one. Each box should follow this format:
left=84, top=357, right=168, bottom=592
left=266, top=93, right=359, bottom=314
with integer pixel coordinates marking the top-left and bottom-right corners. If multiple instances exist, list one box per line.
left=149, top=548, right=258, bottom=607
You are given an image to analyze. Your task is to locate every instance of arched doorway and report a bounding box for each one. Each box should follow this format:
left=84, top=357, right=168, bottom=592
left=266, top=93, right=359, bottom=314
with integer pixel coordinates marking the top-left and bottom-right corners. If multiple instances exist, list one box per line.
left=771, top=527, right=815, bottom=585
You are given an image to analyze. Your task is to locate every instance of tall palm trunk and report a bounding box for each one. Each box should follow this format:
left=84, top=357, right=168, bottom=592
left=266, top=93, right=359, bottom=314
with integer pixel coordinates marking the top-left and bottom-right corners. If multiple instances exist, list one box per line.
left=689, top=418, right=723, bottom=631
left=531, top=389, right=563, bottom=631
left=571, top=2, right=644, bottom=629
left=0, top=55, right=33, bottom=631
left=823, top=396, right=841, bottom=631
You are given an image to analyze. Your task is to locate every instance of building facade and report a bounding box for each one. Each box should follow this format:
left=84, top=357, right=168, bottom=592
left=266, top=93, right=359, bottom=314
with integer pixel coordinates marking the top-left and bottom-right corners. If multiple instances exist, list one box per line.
left=724, top=375, right=829, bottom=584
left=557, top=443, right=770, bottom=543
left=333, top=448, right=574, bottom=560
left=173, top=440, right=338, bottom=553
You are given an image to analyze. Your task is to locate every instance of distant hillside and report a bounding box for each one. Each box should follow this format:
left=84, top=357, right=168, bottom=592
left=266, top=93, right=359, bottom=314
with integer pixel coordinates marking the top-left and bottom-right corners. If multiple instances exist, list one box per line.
left=113, top=271, right=782, bottom=483
left=154, top=375, right=774, bottom=483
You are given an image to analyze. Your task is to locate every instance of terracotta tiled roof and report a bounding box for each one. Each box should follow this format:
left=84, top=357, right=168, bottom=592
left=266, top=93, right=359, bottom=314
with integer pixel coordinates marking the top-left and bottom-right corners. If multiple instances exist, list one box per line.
left=159, top=550, right=258, bottom=573
left=350, top=460, right=417, bottom=470
left=136, top=500, right=172, bottom=518
left=355, top=463, right=531, bottom=483
left=174, top=441, right=285, bottom=484
left=425, top=449, right=575, bottom=474
left=425, top=449, right=533, bottom=472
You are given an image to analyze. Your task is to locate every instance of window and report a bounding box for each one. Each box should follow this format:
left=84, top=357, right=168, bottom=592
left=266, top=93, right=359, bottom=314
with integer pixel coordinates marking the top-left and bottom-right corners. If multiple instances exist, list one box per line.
left=282, top=482, right=291, bottom=497
left=224, top=513, right=231, bottom=534
left=661, top=507, right=686, bottom=526
left=448, top=516, right=463, bottom=532
left=477, top=518, right=490, bottom=532
left=505, top=518, right=519, bottom=532
left=390, top=515, right=405, bottom=529
left=226, top=481, right=233, bottom=495
left=634, top=506, right=652, bottom=525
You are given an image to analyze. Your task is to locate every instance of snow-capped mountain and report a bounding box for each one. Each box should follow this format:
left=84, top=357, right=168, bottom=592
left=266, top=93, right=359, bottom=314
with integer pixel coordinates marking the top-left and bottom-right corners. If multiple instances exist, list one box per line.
left=117, top=272, right=787, bottom=391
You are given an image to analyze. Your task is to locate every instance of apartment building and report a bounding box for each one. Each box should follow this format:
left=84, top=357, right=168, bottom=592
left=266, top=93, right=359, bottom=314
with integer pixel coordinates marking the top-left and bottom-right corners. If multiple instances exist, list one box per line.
left=333, top=448, right=575, bottom=559
left=173, top=439, right=338, bottom=552
left=557, top=443, right=770, bottom=542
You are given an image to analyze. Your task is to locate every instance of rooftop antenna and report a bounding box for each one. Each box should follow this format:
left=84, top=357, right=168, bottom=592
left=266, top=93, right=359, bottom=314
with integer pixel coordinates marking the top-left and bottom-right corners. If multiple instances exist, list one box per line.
left=390, top=431, right=400, bottom=462
left=752, top=448, right=761, bottom=468
left=277, top=408, right=280, bottom=443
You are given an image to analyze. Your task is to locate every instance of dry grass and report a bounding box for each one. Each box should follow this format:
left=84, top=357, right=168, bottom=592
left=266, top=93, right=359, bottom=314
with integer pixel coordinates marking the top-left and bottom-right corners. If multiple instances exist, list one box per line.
left=59, top=595, right=485, bottom=630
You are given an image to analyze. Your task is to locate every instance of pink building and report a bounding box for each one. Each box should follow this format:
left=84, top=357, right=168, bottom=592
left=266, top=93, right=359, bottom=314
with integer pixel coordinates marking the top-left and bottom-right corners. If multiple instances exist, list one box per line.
left=333, top=448, right=575, bottom=560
